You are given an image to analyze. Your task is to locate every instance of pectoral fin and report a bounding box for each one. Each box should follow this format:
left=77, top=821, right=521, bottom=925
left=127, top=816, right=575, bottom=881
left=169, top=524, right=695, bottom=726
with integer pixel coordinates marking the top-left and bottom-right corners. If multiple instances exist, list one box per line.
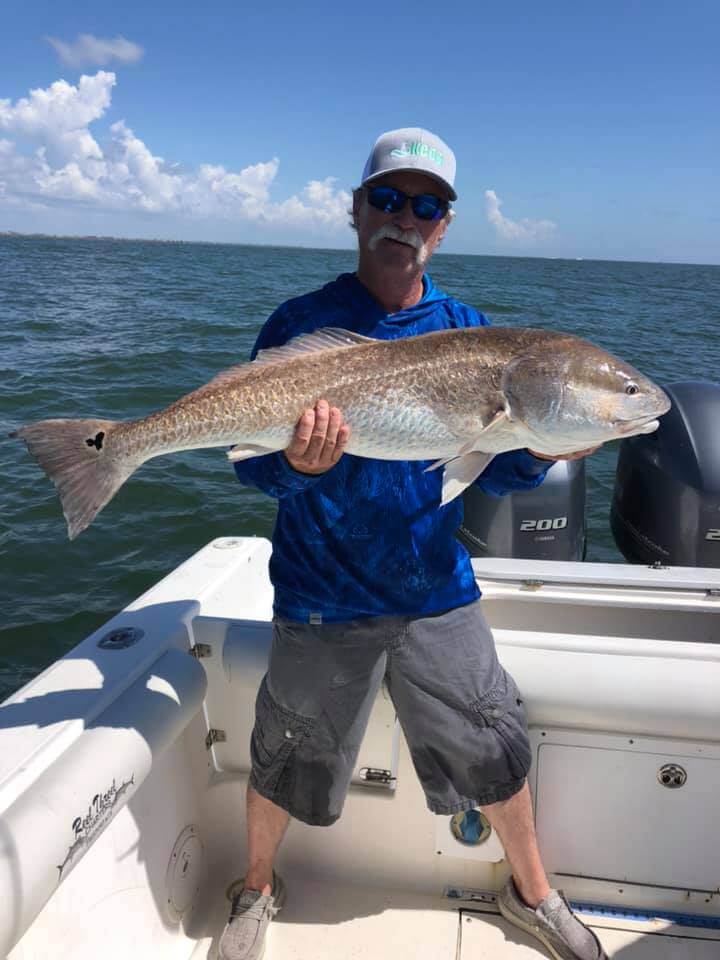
left=440, top=452, right=495, bottom=505
left=425, top=405, right=509, bottom=473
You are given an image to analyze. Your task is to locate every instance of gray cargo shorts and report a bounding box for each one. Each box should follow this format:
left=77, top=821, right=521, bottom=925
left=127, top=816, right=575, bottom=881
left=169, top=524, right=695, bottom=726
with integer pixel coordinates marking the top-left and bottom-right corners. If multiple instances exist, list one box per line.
left=249, top=600, right=531, bottom=826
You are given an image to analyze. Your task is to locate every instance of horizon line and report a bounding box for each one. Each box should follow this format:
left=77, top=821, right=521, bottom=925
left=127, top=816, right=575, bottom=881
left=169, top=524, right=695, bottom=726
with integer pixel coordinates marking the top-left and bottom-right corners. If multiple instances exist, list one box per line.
left=0, top=230, right=717, bottom=269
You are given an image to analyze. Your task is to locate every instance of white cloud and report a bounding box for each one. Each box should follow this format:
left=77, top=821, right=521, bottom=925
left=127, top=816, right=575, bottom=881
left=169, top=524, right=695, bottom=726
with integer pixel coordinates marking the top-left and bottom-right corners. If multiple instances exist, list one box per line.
left=47, top=34, right=144, bottom=68
left=0, top=72, right=352, bottom=233
left=0, top=72, right=113, bottom=179
left=485, top=189, right=556, bottom=243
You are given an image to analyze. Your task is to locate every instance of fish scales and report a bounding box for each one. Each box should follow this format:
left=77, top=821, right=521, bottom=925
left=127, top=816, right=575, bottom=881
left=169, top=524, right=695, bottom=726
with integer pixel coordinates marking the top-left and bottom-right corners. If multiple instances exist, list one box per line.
left=113, top=328, right=495, bottom=457
left=120, top=326, right=556, bottom=456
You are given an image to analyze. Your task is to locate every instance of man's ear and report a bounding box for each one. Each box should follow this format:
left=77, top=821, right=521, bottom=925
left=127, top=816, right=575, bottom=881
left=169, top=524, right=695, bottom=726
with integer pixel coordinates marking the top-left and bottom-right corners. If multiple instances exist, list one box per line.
left=435, top=217, right=450, bottom=246
left=351, top=189, right=362, bottom=228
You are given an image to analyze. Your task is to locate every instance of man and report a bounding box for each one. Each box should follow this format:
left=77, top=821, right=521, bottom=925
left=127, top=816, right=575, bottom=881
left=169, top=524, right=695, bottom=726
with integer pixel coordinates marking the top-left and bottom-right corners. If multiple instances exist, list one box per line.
left=219, top=128, right=606, bottom=960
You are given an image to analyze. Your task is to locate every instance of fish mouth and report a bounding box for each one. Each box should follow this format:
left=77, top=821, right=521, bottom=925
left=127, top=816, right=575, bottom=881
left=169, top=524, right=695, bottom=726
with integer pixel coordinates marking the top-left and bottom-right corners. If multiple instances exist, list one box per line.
left=614, top=414, right=662, bottom=435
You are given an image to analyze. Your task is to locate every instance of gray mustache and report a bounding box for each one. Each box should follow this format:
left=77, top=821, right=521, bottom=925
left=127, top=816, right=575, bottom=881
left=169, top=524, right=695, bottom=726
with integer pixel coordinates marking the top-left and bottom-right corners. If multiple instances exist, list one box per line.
left=368, top=224, right=427, bottom=262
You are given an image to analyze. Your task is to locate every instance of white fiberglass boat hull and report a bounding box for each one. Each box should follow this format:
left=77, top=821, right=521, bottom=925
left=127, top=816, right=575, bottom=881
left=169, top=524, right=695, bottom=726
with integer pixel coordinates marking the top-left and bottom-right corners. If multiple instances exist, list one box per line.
left=2, top=538, right=719, bottom=959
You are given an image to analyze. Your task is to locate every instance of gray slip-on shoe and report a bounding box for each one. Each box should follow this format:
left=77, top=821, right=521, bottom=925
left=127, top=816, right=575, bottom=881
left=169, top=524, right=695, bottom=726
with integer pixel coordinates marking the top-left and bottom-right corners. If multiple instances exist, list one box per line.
left=218, top=871, right=286, bottom=960
left=498, top=878, right=608, bottom=960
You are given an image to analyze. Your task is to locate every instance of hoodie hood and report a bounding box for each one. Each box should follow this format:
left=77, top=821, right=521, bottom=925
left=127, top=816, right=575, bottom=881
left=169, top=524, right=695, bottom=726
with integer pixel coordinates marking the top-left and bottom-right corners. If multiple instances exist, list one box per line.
left=327, top=272, right=453, bottom=338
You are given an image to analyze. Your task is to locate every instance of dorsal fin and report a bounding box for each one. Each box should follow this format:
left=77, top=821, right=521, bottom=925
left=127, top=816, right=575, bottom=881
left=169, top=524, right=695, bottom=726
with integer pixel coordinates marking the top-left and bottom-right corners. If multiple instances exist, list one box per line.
left=203, top=327, right=377, bottom=389
left=253, top=327, right=376, bottom=365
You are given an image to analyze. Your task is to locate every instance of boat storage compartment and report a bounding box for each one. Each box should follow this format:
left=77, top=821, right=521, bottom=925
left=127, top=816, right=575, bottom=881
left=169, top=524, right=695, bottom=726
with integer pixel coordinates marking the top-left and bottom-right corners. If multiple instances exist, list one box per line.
left=531, top=729, right=720, bottom=893
left=191, top=615, right=400, bottom=788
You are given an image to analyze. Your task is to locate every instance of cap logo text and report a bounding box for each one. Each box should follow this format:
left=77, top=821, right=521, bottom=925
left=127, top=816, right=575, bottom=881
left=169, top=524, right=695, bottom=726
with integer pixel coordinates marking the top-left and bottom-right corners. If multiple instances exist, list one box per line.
left=390, top=141, right=443, bottom=166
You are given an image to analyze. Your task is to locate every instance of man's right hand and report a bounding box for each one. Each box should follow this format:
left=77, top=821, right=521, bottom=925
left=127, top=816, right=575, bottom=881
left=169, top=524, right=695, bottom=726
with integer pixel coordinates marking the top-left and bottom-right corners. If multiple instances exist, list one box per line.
left=284, top=398, right=350, bottom=475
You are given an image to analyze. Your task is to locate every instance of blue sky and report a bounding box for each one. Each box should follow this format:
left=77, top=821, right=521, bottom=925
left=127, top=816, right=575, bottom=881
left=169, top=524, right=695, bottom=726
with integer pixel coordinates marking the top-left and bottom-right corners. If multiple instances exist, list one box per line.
left=1, top=0, right=718, bottom=263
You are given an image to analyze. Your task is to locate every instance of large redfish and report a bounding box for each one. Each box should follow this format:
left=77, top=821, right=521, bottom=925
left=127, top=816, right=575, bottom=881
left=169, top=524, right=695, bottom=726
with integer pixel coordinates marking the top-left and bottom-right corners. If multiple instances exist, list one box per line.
left=11, top=326, right=670, bottom=539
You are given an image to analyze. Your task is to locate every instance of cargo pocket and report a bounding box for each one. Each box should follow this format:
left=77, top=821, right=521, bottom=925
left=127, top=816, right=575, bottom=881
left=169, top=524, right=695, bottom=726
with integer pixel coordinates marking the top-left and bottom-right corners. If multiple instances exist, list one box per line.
left=470, top=669, right=532, bottom=780
left=469, top=669, right=509, bottom=728
left=251, top=676, right=314, bottom=800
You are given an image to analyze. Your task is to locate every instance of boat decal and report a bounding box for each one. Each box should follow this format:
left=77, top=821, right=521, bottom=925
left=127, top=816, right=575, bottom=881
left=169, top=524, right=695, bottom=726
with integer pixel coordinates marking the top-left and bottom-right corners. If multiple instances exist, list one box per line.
left=57, top=774, right=135, bottom=881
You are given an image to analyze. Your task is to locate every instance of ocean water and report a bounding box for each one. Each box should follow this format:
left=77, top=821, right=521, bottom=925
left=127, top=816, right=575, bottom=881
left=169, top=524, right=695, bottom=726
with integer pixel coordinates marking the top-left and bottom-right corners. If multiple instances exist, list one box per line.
left=1, top=235, right=718, bottom=702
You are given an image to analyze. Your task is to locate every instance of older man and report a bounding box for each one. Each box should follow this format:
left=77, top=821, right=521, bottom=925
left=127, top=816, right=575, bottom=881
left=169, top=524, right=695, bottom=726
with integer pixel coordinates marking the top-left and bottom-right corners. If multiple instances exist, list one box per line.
left=220, top=129, right=606, bottom=960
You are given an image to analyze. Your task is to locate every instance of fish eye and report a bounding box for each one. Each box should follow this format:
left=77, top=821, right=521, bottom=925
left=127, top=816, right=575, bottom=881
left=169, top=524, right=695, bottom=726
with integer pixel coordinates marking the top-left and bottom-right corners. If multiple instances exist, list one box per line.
left=625, top=383, right=639, bottom=396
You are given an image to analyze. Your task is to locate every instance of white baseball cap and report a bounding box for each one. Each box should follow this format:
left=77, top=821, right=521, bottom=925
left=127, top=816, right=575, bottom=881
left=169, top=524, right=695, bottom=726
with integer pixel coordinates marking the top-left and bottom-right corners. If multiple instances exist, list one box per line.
left=361, top=127, right=457, bottom=201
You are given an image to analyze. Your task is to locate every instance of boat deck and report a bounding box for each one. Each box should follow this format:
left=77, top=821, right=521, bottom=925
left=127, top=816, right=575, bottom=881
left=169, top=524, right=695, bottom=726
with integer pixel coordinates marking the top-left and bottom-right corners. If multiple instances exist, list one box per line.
left=188, top=878, right=720, bottom=959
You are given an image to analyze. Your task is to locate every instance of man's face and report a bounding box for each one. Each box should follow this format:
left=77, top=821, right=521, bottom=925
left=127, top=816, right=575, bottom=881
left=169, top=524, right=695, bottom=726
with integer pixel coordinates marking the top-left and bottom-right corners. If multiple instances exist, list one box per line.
left=354, top=171, right=451, bottom=273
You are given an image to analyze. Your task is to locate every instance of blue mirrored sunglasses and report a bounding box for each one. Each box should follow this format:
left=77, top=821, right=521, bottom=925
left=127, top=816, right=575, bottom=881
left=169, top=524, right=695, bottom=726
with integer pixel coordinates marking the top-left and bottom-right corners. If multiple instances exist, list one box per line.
left=365, top=185, right=449, bottom=221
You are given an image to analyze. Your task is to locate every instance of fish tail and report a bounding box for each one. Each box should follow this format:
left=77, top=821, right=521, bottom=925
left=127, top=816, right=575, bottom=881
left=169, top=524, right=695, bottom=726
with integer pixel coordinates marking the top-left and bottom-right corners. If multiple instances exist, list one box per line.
left=10, top=418, right=138, bottom=540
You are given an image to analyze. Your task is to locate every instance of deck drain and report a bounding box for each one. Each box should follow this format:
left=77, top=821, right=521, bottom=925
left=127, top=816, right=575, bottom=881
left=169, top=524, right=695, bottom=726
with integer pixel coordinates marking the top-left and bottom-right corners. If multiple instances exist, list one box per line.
left=450, top=809, right=492, bottom=845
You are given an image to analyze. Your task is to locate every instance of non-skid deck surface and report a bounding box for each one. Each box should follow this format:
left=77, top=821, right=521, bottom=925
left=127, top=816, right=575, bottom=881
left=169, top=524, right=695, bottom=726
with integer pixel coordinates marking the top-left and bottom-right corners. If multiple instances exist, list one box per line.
left=461, top=908, right=720, bottom=958
left=191, top=879, right=719, bottom=959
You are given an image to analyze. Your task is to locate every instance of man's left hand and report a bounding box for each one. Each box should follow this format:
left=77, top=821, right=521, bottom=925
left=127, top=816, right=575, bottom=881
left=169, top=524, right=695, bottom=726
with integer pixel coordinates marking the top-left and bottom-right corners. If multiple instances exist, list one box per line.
left=528, top=446, right=601, bottom=462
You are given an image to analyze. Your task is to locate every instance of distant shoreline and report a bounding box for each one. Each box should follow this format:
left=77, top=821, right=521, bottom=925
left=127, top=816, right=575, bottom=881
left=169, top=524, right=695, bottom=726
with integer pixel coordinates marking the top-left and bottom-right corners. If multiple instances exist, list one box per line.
left=0, top=230, right=717, bottom=268
left=0, top=230, right=286, bottom=248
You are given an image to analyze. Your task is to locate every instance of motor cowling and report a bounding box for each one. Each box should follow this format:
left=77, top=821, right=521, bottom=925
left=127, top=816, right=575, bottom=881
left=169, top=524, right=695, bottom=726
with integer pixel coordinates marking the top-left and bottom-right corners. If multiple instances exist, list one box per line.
left=458, top=458, right=586, bottom=561
left=611, top=381, right=720, bottom=567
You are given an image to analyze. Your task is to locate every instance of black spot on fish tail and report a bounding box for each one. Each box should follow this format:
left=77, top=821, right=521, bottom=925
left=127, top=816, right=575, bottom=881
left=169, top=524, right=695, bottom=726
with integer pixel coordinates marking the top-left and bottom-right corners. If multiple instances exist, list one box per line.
left=85, top=431, right=105, bottom=451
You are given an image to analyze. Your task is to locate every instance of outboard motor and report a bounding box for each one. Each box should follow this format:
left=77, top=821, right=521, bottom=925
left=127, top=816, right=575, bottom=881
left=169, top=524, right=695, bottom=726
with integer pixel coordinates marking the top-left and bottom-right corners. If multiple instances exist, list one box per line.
left=611, top=381, right=720, bottom=567
left=458, top=458, right=586, bottom=561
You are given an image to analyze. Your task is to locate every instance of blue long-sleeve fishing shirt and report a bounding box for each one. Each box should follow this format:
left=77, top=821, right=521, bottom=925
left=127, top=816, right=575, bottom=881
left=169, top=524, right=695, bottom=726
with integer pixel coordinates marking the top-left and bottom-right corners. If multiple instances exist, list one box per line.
left=234, top=272, right=551, bottom=622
